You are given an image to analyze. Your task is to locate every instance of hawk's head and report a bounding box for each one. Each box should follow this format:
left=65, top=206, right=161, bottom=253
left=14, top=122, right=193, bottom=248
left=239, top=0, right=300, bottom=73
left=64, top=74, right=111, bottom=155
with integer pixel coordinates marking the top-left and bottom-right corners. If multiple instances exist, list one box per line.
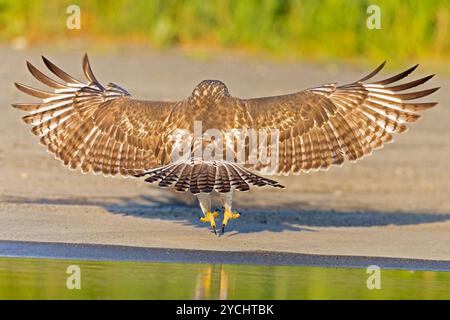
left=191, top=80, right=230, bottom=103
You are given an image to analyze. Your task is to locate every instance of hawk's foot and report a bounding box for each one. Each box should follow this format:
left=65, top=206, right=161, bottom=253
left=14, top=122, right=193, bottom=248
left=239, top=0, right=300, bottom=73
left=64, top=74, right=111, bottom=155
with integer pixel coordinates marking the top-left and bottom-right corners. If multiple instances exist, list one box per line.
left=200, top=211, right=219, bottom=235
left=221, top=209, right=240, bottom=234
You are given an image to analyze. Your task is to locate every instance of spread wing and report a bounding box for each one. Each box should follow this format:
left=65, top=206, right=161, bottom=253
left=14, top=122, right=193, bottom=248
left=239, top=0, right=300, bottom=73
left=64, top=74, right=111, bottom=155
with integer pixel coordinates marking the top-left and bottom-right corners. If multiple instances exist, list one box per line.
left=241, top=62, right=439, bottom=174
left=13, top=54, right=184, bottom=176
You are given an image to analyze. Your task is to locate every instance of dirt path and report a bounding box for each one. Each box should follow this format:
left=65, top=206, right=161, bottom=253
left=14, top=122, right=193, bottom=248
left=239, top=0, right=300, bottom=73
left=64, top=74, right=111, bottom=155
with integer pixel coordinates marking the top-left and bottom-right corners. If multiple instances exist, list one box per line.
left=1, top=48, right=449, bottom=262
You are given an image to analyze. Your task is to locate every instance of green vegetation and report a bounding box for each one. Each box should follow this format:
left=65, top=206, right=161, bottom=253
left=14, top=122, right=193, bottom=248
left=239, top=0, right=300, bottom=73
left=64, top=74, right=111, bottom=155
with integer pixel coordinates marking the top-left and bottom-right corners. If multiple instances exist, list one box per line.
left=0, top=257, right=449, bottom=299
left=0, top=0, right=448, bottom=63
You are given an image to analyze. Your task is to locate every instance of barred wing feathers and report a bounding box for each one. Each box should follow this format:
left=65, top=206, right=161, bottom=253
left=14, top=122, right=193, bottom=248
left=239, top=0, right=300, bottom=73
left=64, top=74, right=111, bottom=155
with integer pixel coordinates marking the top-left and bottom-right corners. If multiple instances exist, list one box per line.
left=242, top=62, right=438, bottom=175
left=13, top=56, right=439, bottom=194
left=13, top=54, right=181, bottom=177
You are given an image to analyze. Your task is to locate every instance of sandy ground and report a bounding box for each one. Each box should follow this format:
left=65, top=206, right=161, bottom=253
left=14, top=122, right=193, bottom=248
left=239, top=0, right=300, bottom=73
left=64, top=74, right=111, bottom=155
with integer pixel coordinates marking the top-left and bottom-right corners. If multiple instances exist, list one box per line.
left=0, top=47, right=449, bottom=263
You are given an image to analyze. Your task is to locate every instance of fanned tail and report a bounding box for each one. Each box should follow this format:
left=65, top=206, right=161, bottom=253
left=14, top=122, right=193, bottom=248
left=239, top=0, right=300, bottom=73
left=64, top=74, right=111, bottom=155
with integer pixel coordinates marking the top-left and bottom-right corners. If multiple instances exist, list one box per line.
left=137, top=160, right=284, bottom=194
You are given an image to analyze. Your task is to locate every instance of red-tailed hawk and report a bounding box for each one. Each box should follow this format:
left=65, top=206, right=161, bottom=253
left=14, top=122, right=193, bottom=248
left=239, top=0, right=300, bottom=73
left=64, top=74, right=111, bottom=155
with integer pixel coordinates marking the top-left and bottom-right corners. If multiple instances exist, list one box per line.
left=13, top=54, right=438, bottom=235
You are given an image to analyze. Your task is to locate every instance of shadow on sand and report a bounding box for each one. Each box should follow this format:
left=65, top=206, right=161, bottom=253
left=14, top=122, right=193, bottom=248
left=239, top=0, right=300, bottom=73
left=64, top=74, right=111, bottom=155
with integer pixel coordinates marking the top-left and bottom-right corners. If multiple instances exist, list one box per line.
left=3, top=192, right=450, bottom=235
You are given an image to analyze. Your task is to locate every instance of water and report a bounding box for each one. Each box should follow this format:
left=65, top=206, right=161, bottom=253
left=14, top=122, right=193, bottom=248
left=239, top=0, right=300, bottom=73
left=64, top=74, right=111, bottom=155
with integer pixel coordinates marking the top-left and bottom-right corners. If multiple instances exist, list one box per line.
left=0, top=257, right=449, bottom=299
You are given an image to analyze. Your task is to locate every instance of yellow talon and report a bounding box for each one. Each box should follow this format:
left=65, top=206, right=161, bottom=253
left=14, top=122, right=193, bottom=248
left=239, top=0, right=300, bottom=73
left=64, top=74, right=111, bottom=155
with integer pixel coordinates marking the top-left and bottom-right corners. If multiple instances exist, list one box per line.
left=200, top=211, right=219, bottom=234
left=221, top=209, right=240, bottom=234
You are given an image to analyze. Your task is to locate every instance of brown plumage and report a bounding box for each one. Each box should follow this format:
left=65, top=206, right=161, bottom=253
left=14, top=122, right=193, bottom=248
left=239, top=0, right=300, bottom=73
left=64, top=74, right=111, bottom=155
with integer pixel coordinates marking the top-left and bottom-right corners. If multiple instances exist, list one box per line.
left=12, top=54, right=438, bottom=234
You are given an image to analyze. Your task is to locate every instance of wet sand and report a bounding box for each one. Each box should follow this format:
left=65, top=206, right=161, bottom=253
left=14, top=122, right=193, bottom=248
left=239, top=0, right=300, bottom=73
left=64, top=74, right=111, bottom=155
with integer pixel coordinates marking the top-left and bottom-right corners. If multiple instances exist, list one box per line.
left=1, top=240, right=450, bottom=271
left=0, top=48, right=449, bottom=265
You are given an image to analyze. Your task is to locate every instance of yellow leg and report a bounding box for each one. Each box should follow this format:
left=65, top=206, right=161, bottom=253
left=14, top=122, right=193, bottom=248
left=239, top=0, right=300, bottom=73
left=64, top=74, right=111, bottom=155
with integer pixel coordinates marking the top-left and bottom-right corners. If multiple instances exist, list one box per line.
left=200, top=211, right=219, bottom=234
left=221, top=209, right=240, bottom=234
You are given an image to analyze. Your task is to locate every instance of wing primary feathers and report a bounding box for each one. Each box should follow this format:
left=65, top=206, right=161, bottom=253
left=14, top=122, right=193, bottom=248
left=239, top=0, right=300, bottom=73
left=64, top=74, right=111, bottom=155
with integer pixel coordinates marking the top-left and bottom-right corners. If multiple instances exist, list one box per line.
left=14, top=82, right=61, bottom=99
left=82, top=53, right=104, bottom=90
left=42, top=56, right=83, bottom=85
left=26, top=61, right=67, bottom=89
left=394, top=87, right=440, bottom=100
left=372, top=64, right=419, bottom=85
left=357, top=61, right=386, bottom=82
left=384, top=75, right=435, bottom=92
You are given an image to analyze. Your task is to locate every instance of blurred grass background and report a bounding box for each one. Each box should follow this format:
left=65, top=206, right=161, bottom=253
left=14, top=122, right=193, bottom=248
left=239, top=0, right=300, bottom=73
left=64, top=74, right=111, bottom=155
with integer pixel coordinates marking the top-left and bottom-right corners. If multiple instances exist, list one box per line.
left=0, top=0, right=448, bottom=64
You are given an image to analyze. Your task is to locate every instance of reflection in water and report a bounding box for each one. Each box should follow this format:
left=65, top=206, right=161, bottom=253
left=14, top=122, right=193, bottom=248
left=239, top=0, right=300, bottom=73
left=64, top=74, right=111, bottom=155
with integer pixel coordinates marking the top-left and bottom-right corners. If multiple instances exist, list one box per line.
left=194, top=266, right=212, bottom=299
left=194, top=266, right=229, bottom=300
left=0, top=257, right=449, bottom=299
left=220, top=267, right=228, bottom=300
